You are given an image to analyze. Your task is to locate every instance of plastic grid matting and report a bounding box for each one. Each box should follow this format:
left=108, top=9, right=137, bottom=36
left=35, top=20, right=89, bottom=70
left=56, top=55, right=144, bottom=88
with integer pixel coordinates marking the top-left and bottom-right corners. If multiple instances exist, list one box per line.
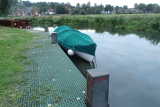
left=17, top=33, right=86, bottom=107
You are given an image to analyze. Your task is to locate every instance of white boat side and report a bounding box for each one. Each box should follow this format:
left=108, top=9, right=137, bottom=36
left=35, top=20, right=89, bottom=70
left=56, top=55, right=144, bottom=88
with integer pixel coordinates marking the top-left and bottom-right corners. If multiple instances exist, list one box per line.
left=32, top=27, right=45, bottom=32
left=48, top=27, right=57, bottom=35
left=75, top=51, right=95, bottom=62
left=66, top=49, right=95, bottom=62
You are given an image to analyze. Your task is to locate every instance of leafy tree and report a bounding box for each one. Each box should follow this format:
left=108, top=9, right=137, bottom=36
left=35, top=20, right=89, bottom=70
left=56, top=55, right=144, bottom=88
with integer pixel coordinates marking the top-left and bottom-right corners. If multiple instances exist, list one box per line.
left=152, top=4, right=160, bottom=13
left=105, top=4, right=113, bottom=13
left=123, top=5, right=128, bottom=9
left=34, top=2, right=49, bottom=14
left=146, top=4, right=160, bottom=13
left=146, top=4, right=154, bottom=13
left=115, top=6, right=120, bottom=13
left=135, top=3, right=147, bottom=13
left=0, top=0, right=17, bottom=15
left=76, top=3, right=80, bottom=8
left=56, top=4, right=68, bottom=14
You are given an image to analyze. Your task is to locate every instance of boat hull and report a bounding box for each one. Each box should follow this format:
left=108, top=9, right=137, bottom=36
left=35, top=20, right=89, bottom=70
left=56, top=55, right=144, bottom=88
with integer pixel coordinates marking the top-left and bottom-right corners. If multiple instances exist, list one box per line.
left=61, top=46, right=95, bottom=62
left=32, top=27, right=45, bottom=32
left=75, top=51, right=95, bottom=62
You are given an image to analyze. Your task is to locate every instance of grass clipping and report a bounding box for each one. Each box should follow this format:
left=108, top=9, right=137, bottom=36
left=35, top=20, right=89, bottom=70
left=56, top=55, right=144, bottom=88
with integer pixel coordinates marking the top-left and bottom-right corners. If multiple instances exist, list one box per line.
left=0, top=26, right=37, bottom=106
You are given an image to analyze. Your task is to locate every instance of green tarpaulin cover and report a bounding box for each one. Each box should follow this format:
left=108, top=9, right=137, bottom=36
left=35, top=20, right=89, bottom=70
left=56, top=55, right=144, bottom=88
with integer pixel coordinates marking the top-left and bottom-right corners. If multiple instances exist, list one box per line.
left=54, top=26, right=96, bottom=56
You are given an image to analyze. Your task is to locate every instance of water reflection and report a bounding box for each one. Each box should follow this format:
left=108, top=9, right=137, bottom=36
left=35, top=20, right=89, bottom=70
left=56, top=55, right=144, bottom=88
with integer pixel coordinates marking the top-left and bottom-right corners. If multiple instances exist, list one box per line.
left=77, top=26, right=160, bottom=45
left=107, top=31, right=160, bottom=45
left=76, top=29, right=160, bottom=107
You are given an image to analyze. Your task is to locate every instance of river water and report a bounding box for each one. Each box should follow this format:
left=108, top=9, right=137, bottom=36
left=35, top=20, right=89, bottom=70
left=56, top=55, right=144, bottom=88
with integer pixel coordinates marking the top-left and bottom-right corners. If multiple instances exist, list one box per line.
left=75, top=29, right=160, bottom=107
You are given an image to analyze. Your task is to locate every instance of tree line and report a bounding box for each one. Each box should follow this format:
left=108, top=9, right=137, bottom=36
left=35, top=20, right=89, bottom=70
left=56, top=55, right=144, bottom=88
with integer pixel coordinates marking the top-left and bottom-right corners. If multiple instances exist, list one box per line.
left=1, top=0, right=160, bottom=15
left=21, top=1, right=160, bottom=14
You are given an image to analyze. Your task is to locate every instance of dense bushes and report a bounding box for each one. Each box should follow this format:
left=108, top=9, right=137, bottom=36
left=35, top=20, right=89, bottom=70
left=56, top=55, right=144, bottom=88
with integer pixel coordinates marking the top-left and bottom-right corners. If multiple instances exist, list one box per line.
left=27, top=14, right=160, bottom=33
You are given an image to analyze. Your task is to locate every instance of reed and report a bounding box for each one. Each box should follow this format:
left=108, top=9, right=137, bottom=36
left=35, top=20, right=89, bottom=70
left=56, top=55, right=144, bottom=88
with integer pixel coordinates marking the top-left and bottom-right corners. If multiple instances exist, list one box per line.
left=27, top=14, right=160, bottom=33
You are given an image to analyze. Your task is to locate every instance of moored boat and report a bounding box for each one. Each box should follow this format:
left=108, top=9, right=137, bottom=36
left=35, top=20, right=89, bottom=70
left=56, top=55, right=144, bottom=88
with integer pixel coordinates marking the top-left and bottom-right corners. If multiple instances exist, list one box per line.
left=53, top=25, right=97, bottom=62
left=32, top=27, right=45, bottom=32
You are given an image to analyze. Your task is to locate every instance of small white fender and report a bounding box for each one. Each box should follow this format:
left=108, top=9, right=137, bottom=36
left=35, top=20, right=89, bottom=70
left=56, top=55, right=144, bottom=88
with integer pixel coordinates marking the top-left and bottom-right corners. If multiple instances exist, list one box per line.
left=67, top=49, right=74, bottom=56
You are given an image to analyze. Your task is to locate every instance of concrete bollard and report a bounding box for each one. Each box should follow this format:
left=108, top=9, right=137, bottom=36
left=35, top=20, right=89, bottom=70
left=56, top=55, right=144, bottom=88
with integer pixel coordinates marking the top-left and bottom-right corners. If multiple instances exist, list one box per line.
left=86, top=70, right=109, bottom=107
left=51, top=32, right=57, bottom=44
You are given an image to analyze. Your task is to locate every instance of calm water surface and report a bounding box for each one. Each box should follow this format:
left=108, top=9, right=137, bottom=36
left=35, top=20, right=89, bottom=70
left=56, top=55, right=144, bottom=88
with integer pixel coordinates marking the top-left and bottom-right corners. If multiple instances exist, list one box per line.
left=75, top=29, right=160, bottom=107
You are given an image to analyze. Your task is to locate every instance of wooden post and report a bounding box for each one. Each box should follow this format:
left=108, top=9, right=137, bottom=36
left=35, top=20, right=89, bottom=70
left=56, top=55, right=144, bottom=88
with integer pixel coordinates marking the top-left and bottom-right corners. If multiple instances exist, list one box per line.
left=86, top=70, right=109, bottom=107
left=51, top=32, right=57, bottom=44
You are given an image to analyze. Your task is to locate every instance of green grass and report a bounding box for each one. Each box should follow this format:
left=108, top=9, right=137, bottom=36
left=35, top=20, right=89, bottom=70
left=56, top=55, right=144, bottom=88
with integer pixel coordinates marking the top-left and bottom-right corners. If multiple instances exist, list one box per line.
left=24, top=14, right=160, bottom=33
left=0, top=26, right=36, bottom=106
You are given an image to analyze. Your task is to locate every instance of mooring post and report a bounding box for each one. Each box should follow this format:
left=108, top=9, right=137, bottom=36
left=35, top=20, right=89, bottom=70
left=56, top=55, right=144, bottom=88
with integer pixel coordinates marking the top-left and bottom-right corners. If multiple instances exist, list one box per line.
left=51, top=32, right=57, bottom=44
left=86, top=70, right=110, bottom=107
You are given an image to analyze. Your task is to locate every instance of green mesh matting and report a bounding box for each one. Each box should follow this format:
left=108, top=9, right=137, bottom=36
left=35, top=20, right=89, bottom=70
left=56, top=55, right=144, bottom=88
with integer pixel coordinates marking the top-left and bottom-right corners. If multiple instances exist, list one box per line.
left=17, top=32, right=86, bottom=107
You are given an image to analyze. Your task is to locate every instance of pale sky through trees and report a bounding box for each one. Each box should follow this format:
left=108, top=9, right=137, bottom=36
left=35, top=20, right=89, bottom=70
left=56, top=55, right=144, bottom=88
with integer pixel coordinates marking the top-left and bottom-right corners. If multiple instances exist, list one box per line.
left=24, top=0, right=160, bottom=7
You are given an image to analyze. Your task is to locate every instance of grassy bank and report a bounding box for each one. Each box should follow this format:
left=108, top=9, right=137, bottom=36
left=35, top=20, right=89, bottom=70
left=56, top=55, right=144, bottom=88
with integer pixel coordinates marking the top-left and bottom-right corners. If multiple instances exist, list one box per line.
left=27, top=14, right=160, bottom=33
left=0, top=27, right=36, bottom=106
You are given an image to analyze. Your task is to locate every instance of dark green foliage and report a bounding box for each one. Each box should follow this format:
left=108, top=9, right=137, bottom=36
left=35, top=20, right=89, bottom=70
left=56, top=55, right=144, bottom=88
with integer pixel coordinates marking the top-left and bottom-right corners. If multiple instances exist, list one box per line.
left=105, top=5, right=113, bottom=13
left=55, top=4, right=69, bottom=14
left=0, top=0, right=17, bottom=15
left=134, top=3, right=160, bottom=13
left=151, top=22, right=160, bottom=31
left=27, top=14, right=160, bottom=33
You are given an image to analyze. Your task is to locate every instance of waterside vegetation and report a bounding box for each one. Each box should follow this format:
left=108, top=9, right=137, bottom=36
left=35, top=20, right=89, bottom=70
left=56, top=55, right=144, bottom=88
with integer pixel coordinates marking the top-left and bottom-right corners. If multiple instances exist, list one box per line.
left=28, top=14, right=160, bottom=33
left=0, top=27, right=36, bottom=106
